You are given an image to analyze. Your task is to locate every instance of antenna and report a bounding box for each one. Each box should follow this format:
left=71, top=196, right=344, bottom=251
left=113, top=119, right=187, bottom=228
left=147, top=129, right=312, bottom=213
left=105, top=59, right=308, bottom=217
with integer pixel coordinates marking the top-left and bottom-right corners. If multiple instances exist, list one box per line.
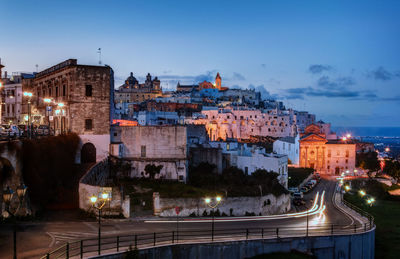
left=35, top=64, right=38, bottom=72
left=97, top=48, right=102, bottom=65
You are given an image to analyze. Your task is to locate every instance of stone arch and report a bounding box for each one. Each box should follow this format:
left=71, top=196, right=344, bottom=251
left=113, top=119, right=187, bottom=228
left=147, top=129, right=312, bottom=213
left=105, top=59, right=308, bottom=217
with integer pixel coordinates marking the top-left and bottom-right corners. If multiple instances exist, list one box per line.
left=81, top=142, right=96, bottom=164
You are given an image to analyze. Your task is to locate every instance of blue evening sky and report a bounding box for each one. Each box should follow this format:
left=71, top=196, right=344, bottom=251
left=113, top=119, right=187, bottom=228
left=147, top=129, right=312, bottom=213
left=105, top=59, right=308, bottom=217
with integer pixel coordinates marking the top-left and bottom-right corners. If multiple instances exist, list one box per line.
left=1, top=0, right=400, bottom=127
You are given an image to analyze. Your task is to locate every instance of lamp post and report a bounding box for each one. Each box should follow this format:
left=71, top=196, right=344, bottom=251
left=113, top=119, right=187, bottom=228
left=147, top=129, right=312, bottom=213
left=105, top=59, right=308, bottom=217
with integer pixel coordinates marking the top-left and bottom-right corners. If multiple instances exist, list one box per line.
left=204, top=196, right=222, bottom=241
left=44, top=98, right=52, bottom=135
left=57, top=102, right=64, bottom=135
left=3, top=184, right=28, bottom=259
left=89, top=192, right=110, bottom=255
left=23, top=92, right=32, bottom=138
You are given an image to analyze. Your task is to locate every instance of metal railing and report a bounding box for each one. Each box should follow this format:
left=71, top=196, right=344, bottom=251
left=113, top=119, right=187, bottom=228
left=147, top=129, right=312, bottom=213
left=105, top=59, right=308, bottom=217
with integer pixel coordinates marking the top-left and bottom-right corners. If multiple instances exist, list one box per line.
left=40, top=221, right=374, bottom=259
left=342, top=197, right=374, bottom=227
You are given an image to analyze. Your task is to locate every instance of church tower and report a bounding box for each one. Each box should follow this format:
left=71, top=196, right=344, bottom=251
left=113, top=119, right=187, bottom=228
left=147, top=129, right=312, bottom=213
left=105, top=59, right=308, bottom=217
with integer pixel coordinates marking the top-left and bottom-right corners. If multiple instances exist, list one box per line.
left=215, top=72, right=221, bottom=90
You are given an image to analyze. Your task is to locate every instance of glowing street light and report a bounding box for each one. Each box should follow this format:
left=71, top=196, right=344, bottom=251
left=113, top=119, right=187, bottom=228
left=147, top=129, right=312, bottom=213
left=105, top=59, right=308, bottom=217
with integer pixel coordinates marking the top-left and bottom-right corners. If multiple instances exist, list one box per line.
left=89, top=192, right=111, bottom=255
left=344, top=185, right=351, bottom=191
left=57, top=102, right=64, bottom=107
left=346, top=134, right=351, bottom=138
left=44, top=98, right=52, bottom=103
left=359, top=190, right=366, bottom=197
left=204, top=196, right=223, bottom=241
left=385, top=147, right=390, bottom=152
left=342, top=137, right=347, bottom=141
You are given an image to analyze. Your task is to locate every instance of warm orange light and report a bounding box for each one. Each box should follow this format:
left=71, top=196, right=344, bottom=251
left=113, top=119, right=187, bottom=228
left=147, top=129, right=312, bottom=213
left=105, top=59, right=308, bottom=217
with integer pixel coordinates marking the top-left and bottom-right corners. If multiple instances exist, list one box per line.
left=342, top=137, right=347, bottom=141
left=44, top=98, right=52, bottom=103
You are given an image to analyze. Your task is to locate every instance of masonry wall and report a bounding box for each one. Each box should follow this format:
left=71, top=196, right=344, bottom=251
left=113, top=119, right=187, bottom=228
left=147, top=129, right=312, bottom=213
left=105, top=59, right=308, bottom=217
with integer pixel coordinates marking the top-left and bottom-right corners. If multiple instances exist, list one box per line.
left=94, top=229, right=375, bottom=259
left=153, top=193, right=291, bottom=217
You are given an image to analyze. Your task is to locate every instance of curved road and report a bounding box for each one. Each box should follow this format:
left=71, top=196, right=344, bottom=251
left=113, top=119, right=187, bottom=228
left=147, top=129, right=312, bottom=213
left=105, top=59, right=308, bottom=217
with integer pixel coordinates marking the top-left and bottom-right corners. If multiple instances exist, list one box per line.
left=0, top=177, right=362, bottom=259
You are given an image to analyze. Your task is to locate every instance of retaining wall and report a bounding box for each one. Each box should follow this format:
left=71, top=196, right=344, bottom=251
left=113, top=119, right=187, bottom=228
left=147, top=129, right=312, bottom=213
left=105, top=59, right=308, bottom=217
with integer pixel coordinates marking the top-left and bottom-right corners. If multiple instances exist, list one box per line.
left=91, top=228, right=375, bottom=259
left=153, top=192, right=291, bottom=217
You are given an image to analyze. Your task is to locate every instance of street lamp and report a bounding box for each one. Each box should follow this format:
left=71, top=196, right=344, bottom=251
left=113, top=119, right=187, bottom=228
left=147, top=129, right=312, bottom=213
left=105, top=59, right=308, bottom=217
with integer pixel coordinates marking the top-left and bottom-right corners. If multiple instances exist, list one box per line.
left=3, top=184, right=28, bottom=259
left=23, top=92, right=33, bottom=138
left=57, top=102, right=65, bottom=134
left=89, top=192, right=110, bottom=255
left=204, top=196, right=222, bottom=241
left=359, top=190, right=366, bottom=197
left=44, top=98, right=52, bottom=134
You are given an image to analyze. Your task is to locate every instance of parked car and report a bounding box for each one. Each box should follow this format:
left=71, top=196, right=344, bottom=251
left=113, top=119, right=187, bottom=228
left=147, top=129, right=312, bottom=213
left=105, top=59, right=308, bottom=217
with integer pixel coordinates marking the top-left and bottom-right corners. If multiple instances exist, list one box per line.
left=288, top=187, right=299, bottom=193
left=293, top=192, right=304, bottom=199
left=37, top=125, right=50, bottom=135
left=300, top=186, right=310, bottom=193
left=2, top=125, right=22, bottom=137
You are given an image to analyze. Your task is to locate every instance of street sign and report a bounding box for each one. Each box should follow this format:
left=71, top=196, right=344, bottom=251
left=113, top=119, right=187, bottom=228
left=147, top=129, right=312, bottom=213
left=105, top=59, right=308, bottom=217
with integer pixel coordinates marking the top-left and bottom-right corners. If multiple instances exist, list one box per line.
left=46, top=106, right=52, bottom=112
left=175, top=206, right=181, bottom=215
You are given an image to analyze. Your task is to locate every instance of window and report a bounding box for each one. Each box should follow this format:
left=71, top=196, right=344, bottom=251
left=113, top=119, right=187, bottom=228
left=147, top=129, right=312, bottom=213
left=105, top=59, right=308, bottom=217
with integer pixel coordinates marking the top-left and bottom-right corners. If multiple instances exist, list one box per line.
left=337, top=150, right=340, bottom=156
left=85, top=119, right=93, bottom=131
left=245, top=167, right=248, bottom=175
left=63, top=85, right=66, bottom=96
left=346, top=150, right=349, bottom=158
left=345, top=159, right=348, bottom=163
left=328, top=150, right=331, bottom=157
left=141, top=145, right=146, bottom=157
left=85, top=85, right=93, bottom=97
left=56, top=86, right=59, bottom=97
left=283, top=143, right=285, bottom=150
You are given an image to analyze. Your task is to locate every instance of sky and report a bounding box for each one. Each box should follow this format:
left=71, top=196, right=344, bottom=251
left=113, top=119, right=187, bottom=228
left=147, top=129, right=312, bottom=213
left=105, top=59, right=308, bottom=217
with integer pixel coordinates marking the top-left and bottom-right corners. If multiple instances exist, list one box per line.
left=1, top=0, right=400, bottom=127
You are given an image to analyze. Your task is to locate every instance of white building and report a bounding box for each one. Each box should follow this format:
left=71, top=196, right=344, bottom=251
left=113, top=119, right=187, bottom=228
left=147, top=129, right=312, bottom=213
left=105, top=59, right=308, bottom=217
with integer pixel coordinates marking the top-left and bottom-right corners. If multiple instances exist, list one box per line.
left=273, top=135, right=300, bottom=165
left=209, top=141, right=288, bottom=188
left=137, top=111, right=182, bottom=126
left=1, top=83, right=23, bottom=124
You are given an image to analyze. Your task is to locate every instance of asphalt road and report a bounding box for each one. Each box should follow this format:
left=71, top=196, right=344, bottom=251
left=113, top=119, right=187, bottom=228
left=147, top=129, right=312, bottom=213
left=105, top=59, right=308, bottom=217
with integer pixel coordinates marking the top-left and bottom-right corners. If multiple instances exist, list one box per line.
left=0, top=177, right=356, bottom=259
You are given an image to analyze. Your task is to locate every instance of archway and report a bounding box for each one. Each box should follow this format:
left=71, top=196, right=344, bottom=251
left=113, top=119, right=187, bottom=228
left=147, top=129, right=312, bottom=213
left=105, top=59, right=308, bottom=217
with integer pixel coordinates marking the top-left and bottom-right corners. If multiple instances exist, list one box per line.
left=81, top=143, right=96, bottom=164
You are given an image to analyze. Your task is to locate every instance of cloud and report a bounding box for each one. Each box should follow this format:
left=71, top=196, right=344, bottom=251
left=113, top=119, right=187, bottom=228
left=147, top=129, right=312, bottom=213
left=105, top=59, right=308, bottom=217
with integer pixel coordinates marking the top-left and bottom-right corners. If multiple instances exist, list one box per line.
left=248, top=84, right=278, bottom=100
left=368, top=66, right=394, bottom=81
left=281, top=86, right=360, bottom=99
left=317, top=76, right=355, bottom=89
left=232, top=72, right=246, bottom=81
left=308, top=64, right=333, bottom=74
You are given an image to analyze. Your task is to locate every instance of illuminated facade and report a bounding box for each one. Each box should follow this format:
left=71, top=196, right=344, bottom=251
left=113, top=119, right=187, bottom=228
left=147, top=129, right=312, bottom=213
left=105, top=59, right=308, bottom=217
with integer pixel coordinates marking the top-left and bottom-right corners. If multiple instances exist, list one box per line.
left=299, top=124, right=356, bottom=175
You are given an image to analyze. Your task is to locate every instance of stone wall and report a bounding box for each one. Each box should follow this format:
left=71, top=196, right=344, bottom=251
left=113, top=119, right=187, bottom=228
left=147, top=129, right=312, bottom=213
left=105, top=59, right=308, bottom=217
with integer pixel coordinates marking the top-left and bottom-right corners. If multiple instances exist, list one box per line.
left=153, top=192, right=291, bottom=217
left=78, top=159, right=130, bottom=218
left=93, top=228, right=375, bottom=259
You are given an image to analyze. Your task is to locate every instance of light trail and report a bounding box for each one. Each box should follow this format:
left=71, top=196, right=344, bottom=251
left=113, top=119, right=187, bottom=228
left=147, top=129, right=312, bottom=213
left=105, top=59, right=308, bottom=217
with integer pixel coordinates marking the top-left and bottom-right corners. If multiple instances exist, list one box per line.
left=145, top=191, right=326, bottom=223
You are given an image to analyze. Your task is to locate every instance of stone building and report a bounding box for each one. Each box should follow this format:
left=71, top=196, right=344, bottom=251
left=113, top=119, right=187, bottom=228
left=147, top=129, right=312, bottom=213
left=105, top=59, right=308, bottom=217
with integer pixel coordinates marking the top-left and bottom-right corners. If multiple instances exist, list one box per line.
left=187, top=106, right=296, bottom=140
left=22, top=59, right=113, bottom=162
left=115, top=72, right=162, bottom=103
left=110, top=124, right=208, bottom=182
left=273, top=135, right=300, bottom=165
left=299, top=124, right=356, bottom=175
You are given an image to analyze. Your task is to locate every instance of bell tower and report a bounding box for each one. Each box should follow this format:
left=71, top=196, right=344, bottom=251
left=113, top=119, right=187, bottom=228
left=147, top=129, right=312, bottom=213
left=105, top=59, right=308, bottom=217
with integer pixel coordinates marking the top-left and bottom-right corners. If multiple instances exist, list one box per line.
left=215, top=72, right=221, bottom=90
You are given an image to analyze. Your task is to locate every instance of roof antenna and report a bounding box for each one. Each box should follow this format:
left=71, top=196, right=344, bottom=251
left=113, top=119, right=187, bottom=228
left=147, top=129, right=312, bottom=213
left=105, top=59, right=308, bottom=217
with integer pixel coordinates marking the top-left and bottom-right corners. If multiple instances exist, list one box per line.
left=97, top=48, right=102, bottom=65
left=35, top=64, right=38, bottom=72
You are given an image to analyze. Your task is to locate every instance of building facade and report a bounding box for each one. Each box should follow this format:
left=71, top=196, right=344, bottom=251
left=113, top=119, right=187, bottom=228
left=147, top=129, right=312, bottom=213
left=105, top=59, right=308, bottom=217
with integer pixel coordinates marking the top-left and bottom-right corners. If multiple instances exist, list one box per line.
left=273, top=135, right=300, bottom=165
left=115, top=72, right=162, bottom=103
left=110, top=125, right=208, bottom=182
left=22, top=59, right=112, bottom=162
left=299, top=124, right=356, bottom=175
left=187, top=107, right=296, bottom=140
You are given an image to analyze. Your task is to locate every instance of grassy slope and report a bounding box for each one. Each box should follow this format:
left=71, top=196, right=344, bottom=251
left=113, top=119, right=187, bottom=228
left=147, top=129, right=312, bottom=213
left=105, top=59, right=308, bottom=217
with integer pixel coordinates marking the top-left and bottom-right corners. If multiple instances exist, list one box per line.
left=344, top=181, right=400, bottom=259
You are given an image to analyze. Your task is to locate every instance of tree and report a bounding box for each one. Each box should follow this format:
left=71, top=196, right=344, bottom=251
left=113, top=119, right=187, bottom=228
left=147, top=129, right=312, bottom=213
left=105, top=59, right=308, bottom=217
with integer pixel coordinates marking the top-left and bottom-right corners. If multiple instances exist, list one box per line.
left=384, top=159, right=400, bottom=181
left=144, top=164, right=163, bottom=180
left=356, top=151, right=380, bottom=177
